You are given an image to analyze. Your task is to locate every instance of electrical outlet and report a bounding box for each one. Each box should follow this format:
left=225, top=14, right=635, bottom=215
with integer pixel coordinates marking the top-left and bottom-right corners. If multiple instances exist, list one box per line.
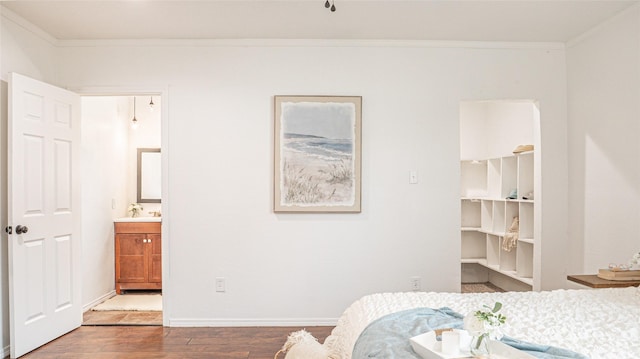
left=215, top=277, right=226, bottom=292
left=410, top=276, right=421, bottom=291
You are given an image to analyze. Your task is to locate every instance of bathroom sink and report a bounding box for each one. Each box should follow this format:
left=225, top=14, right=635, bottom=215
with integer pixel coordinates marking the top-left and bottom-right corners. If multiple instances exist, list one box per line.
left=114, top=217, right=161, bottom=223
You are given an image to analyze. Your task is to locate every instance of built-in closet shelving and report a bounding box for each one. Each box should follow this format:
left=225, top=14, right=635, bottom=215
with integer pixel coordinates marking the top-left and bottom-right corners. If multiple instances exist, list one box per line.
left=460, top=101, right=539, bottom=291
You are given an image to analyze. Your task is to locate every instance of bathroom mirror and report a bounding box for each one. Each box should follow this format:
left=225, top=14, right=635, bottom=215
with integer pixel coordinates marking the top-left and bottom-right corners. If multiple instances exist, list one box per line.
left=137, top=148, right=161, bottom=203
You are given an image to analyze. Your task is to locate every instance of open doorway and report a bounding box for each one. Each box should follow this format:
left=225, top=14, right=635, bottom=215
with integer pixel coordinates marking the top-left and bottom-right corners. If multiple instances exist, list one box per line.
left=80, top=95, right=163, bottom=325
left=459, top=100, right=540, bottom=292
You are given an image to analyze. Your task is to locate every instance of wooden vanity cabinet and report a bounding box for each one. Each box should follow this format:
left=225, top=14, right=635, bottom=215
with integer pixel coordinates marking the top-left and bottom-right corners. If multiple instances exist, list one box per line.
left=115, top=222, right=161, bottom=294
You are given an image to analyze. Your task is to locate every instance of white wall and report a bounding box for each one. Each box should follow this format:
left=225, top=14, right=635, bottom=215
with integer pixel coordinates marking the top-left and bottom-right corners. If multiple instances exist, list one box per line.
left=80, top=97, right=129, bottom=306
left=460, top=101, right=535, bottom=160
left=567, top=4, right=640, bottom=273
left=54, top=41, right=568, bottom=323
left=459, top=102, right=488, bottom=160
left=126, top=96, right=162, bottom=216
left=2, top=7, right=570, bottom=328
left=0, top=9, right=57, bottom=85
left=485, top=102, right=535, bottom=159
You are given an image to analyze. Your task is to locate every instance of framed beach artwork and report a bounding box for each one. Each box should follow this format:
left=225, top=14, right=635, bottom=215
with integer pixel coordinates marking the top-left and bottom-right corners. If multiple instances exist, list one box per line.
left=274, top=96, right=362, bottom=213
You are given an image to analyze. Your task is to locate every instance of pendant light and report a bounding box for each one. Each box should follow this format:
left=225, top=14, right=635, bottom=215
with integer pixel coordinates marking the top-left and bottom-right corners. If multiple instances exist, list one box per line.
left=323, top=0, right=336, bottom=12
left=131, top=97, right=139, bottom=130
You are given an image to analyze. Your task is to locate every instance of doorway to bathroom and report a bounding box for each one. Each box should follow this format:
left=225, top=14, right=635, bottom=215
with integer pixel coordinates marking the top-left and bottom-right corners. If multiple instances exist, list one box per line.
left=80, top=95, right=164, bottom=326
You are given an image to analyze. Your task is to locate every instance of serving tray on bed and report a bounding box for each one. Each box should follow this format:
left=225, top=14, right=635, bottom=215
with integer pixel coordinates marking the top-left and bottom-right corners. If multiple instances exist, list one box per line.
left=410, top=330, right=535, bottom=359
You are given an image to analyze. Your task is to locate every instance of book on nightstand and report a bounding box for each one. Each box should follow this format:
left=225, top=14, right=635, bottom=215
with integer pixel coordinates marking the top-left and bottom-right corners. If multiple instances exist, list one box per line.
left=597, top=269, right=640, bottom=281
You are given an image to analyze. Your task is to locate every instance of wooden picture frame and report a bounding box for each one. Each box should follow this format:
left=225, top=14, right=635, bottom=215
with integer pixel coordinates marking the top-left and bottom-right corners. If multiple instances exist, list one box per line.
left=137, top=148, right=161, bottom=203
left=274, top=96, right=362, bottom=213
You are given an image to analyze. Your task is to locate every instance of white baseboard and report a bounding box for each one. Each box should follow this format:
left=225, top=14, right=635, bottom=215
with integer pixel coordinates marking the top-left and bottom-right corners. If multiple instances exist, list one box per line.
left=2, top=345, right=9, bottom=358
left=168, top=317, right=338, bottom=327
left=83, top=290, right=117, bottom=312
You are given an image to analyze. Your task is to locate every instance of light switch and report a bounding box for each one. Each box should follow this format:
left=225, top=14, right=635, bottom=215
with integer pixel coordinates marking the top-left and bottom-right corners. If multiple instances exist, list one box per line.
left=409, top=171, right=418, bottom=184
left=215, top=277, right=226, bottom=292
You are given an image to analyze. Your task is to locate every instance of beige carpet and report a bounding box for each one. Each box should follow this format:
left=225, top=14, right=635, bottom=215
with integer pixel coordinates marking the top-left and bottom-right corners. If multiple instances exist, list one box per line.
left=92, top=294, right=162, bottom=311
left=461, top=282, right=505, bottom=293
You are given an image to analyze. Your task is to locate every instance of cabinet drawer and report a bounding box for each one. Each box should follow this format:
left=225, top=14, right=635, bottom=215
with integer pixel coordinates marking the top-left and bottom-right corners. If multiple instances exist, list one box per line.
left=115, top=222, right=161, bottom=234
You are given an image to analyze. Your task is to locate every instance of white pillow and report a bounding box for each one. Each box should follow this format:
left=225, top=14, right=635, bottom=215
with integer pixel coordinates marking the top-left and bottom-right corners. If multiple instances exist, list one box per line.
left=281, top=330, right=328, bottom=359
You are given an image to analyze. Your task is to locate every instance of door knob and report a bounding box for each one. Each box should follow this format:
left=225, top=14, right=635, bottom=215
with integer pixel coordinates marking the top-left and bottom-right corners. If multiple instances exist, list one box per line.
left=15, top=225, right=28, bottom=235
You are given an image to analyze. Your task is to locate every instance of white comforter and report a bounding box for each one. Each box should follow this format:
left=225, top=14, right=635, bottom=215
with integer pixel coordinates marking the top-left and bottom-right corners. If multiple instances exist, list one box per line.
left=322, top=288, right=640, bottom=359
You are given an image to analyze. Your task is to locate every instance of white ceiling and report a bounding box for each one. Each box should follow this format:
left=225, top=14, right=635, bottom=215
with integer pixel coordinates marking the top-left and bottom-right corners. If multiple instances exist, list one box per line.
left=2, top=1, right=638, bottom=42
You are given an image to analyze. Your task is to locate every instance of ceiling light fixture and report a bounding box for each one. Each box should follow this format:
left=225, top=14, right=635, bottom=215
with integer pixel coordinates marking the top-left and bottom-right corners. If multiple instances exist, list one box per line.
left=131, top=97, right=139, bottom=130
left=149, top=96, right=155, bottom=111
left=324, top=0, right=336, bottom=12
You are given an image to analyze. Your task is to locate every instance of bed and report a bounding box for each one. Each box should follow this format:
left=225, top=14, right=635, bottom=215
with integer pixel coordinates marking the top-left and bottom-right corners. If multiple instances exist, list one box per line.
left=279, top=287, right=640, bottom=359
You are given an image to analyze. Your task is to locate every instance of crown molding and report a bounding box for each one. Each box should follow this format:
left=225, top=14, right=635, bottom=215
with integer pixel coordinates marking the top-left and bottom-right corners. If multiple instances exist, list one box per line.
left=1, top=6, right=58, bottom=46
left=56, top=38, right=565, bottom=50
left=567, top=2, right=640, bottom=48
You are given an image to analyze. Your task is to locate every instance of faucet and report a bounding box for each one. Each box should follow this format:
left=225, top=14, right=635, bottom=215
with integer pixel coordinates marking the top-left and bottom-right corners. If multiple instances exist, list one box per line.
left=148, top=211, right=161, bottom=217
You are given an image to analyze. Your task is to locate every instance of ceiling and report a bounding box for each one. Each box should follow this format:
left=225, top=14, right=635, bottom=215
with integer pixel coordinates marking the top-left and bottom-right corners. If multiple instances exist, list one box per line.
left=2, top=1, right=638, bottom=43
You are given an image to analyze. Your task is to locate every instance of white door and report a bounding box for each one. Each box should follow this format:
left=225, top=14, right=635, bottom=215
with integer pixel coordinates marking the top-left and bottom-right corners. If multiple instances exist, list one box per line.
left=8, top=73, right=82, bottom=358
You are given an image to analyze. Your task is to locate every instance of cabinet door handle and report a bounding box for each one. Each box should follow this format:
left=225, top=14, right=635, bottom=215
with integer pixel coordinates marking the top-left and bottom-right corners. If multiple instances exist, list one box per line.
left=142, top=239, right=148, bottom=243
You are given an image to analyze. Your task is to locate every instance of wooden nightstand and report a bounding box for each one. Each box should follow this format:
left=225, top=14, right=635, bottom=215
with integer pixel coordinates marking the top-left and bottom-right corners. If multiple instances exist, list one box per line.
left=567, top=274, right=640, bottom=288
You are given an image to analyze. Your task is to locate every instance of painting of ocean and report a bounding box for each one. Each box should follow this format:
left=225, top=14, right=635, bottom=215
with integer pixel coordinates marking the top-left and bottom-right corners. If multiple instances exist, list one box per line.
left=274, top=97, right=361, bottom=212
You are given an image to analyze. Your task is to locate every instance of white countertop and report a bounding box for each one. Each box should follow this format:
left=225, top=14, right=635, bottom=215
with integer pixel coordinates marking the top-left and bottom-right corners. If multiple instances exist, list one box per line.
left=114, top=217, right=161, bottom=223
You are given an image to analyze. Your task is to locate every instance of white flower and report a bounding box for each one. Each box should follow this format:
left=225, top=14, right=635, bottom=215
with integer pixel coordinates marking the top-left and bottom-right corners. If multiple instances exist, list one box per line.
left=127, top=203, right=143, bottom=217
left=128, top=203, right=142, bottom=211
left=465, top=302, right=507, bottom=337
left=463, top=312, right=485, bottom=335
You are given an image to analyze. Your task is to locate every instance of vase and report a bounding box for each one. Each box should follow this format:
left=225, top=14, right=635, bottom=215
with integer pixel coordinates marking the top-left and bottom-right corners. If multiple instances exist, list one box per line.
left=470, top=333, right=490, bottom=358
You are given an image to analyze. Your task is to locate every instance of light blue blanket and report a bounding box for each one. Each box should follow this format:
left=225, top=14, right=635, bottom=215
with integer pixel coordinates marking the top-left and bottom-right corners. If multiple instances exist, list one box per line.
left=352, top=307, right=589, bottom=359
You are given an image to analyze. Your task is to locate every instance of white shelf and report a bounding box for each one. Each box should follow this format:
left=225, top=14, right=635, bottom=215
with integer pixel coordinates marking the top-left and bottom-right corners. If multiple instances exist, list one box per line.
left=499, top=270, right=533, bottom=286
left=501, top=156, right=517, bottom=199
left=460, top=259, right=533, bottom=286
left=477, top=198, right=532, bottom=203
left=461, top=258, right=486, bottom=265
left=461, top=161, right=488, bottom=198
left=478, top=229, right=505, bottom=236
left=461, top=200, right=481, bottom=228
left=460, top=100, right=537, bottom=290
left=487, top=159, right=501, bottom=198
left=462, top=231, right=486, bottom=259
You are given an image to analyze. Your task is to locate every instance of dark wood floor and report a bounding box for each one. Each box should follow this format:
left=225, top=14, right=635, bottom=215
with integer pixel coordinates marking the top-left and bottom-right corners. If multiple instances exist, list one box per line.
left=21, top=326, right=334, bottom=359
left=22, top=284, right=498, bottom=358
